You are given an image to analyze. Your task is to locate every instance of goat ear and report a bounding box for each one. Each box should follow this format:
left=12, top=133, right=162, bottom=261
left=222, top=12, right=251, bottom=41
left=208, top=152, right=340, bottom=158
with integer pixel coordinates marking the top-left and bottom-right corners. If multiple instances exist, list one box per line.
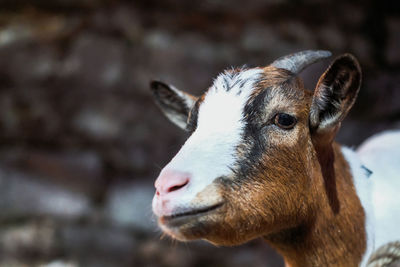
left=309, top=54, right=361, bottom=134
left=150, top=81, right=197, bottom=130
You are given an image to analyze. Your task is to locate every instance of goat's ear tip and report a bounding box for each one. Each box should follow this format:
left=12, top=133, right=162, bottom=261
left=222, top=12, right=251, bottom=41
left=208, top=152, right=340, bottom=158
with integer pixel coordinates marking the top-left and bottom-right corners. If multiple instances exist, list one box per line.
left=332, top=53, right=362, bottom=83
left=335, top=53, right=361, bottom=68
left=339, top=53, right=357, bottom=59
left=150, top=80, right=171, bottom=95
left=150, top=80, right=162, bottom=90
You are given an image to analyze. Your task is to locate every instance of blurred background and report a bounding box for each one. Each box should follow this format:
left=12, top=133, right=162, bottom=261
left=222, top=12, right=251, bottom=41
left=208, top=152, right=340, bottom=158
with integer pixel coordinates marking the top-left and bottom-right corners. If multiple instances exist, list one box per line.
left=0, top=0, right=399, bottom=266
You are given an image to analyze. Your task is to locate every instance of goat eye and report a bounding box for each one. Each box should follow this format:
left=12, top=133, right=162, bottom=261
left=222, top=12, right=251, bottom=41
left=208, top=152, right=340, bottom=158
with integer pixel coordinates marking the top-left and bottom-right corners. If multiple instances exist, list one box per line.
left=274, top=113, right=297, bottom=129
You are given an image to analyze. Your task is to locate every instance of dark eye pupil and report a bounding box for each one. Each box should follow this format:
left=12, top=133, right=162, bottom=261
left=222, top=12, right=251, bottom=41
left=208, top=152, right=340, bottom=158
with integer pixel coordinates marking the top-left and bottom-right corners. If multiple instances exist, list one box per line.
left=278, top=114, right=293, bottom=125
left=275, top=113, right=296, bottom=129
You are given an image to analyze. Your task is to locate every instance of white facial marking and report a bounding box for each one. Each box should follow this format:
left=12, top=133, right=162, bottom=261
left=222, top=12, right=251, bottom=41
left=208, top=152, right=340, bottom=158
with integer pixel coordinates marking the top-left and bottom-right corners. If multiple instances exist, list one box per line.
left=163, top=68, right=263, bottom=208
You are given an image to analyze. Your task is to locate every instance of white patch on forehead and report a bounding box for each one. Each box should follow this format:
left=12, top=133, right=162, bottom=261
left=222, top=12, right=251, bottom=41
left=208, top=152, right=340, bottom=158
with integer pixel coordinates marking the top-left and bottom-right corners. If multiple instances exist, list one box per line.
left=164, top=68, right=263, bottom=207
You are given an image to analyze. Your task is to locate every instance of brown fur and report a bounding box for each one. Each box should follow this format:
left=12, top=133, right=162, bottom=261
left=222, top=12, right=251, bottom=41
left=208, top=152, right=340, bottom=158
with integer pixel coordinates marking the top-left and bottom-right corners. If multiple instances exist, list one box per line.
left=265, top=143, right=366, bottom=267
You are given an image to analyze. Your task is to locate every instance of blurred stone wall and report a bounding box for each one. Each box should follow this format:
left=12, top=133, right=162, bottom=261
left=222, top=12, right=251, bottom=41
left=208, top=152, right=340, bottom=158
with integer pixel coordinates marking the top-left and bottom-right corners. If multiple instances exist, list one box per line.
left=0, top=0, right=399, bottom=266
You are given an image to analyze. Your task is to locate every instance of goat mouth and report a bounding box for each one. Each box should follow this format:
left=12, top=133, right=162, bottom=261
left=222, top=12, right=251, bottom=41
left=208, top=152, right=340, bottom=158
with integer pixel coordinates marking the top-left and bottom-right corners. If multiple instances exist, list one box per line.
left=160, top=203, right=224, bottom=227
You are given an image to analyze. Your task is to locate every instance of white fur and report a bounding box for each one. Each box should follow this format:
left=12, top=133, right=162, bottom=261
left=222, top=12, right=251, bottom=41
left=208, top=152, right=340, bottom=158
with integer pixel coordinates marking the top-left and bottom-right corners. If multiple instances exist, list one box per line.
left=343, top=130, right=400, bottom=266
left=358, top=131, right=400, bottom=250
left=163, top=69, right=263, bottom=206
left=341, top=147, right=375, bottom=266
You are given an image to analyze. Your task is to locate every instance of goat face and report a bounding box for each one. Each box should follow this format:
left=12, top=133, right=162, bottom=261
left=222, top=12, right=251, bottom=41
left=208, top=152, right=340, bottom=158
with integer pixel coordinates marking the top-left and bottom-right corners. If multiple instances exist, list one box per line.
left=150, top=51, right=361, bottom=246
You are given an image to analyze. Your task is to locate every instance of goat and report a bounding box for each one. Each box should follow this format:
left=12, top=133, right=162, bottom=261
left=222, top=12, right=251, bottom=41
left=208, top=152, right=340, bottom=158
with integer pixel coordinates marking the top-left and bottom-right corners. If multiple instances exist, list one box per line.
left=149, top=50, right=400, bottom=266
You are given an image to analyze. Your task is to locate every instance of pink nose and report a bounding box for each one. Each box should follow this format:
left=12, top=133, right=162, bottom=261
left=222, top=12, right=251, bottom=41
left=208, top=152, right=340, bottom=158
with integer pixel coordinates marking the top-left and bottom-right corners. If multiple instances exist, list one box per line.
left=155, top=169, right=190, bottom=196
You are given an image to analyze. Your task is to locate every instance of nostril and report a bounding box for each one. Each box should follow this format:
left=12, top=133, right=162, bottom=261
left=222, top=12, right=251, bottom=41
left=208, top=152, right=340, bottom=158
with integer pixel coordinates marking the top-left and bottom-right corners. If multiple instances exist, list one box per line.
left=167, top=179, right=189, bottom=193
left=155, top=170, right=191, bottom=195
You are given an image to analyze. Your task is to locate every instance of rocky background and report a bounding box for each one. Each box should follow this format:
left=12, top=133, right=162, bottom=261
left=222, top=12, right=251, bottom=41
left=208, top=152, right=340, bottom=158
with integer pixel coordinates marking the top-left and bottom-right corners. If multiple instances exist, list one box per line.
left=0, top=0, right=399, bottom=266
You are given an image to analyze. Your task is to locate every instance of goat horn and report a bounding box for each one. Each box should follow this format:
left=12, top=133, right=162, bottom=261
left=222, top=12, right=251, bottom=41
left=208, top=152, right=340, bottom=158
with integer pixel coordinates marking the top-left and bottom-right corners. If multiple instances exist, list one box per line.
left=271, top=50, right=332, bottom=74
